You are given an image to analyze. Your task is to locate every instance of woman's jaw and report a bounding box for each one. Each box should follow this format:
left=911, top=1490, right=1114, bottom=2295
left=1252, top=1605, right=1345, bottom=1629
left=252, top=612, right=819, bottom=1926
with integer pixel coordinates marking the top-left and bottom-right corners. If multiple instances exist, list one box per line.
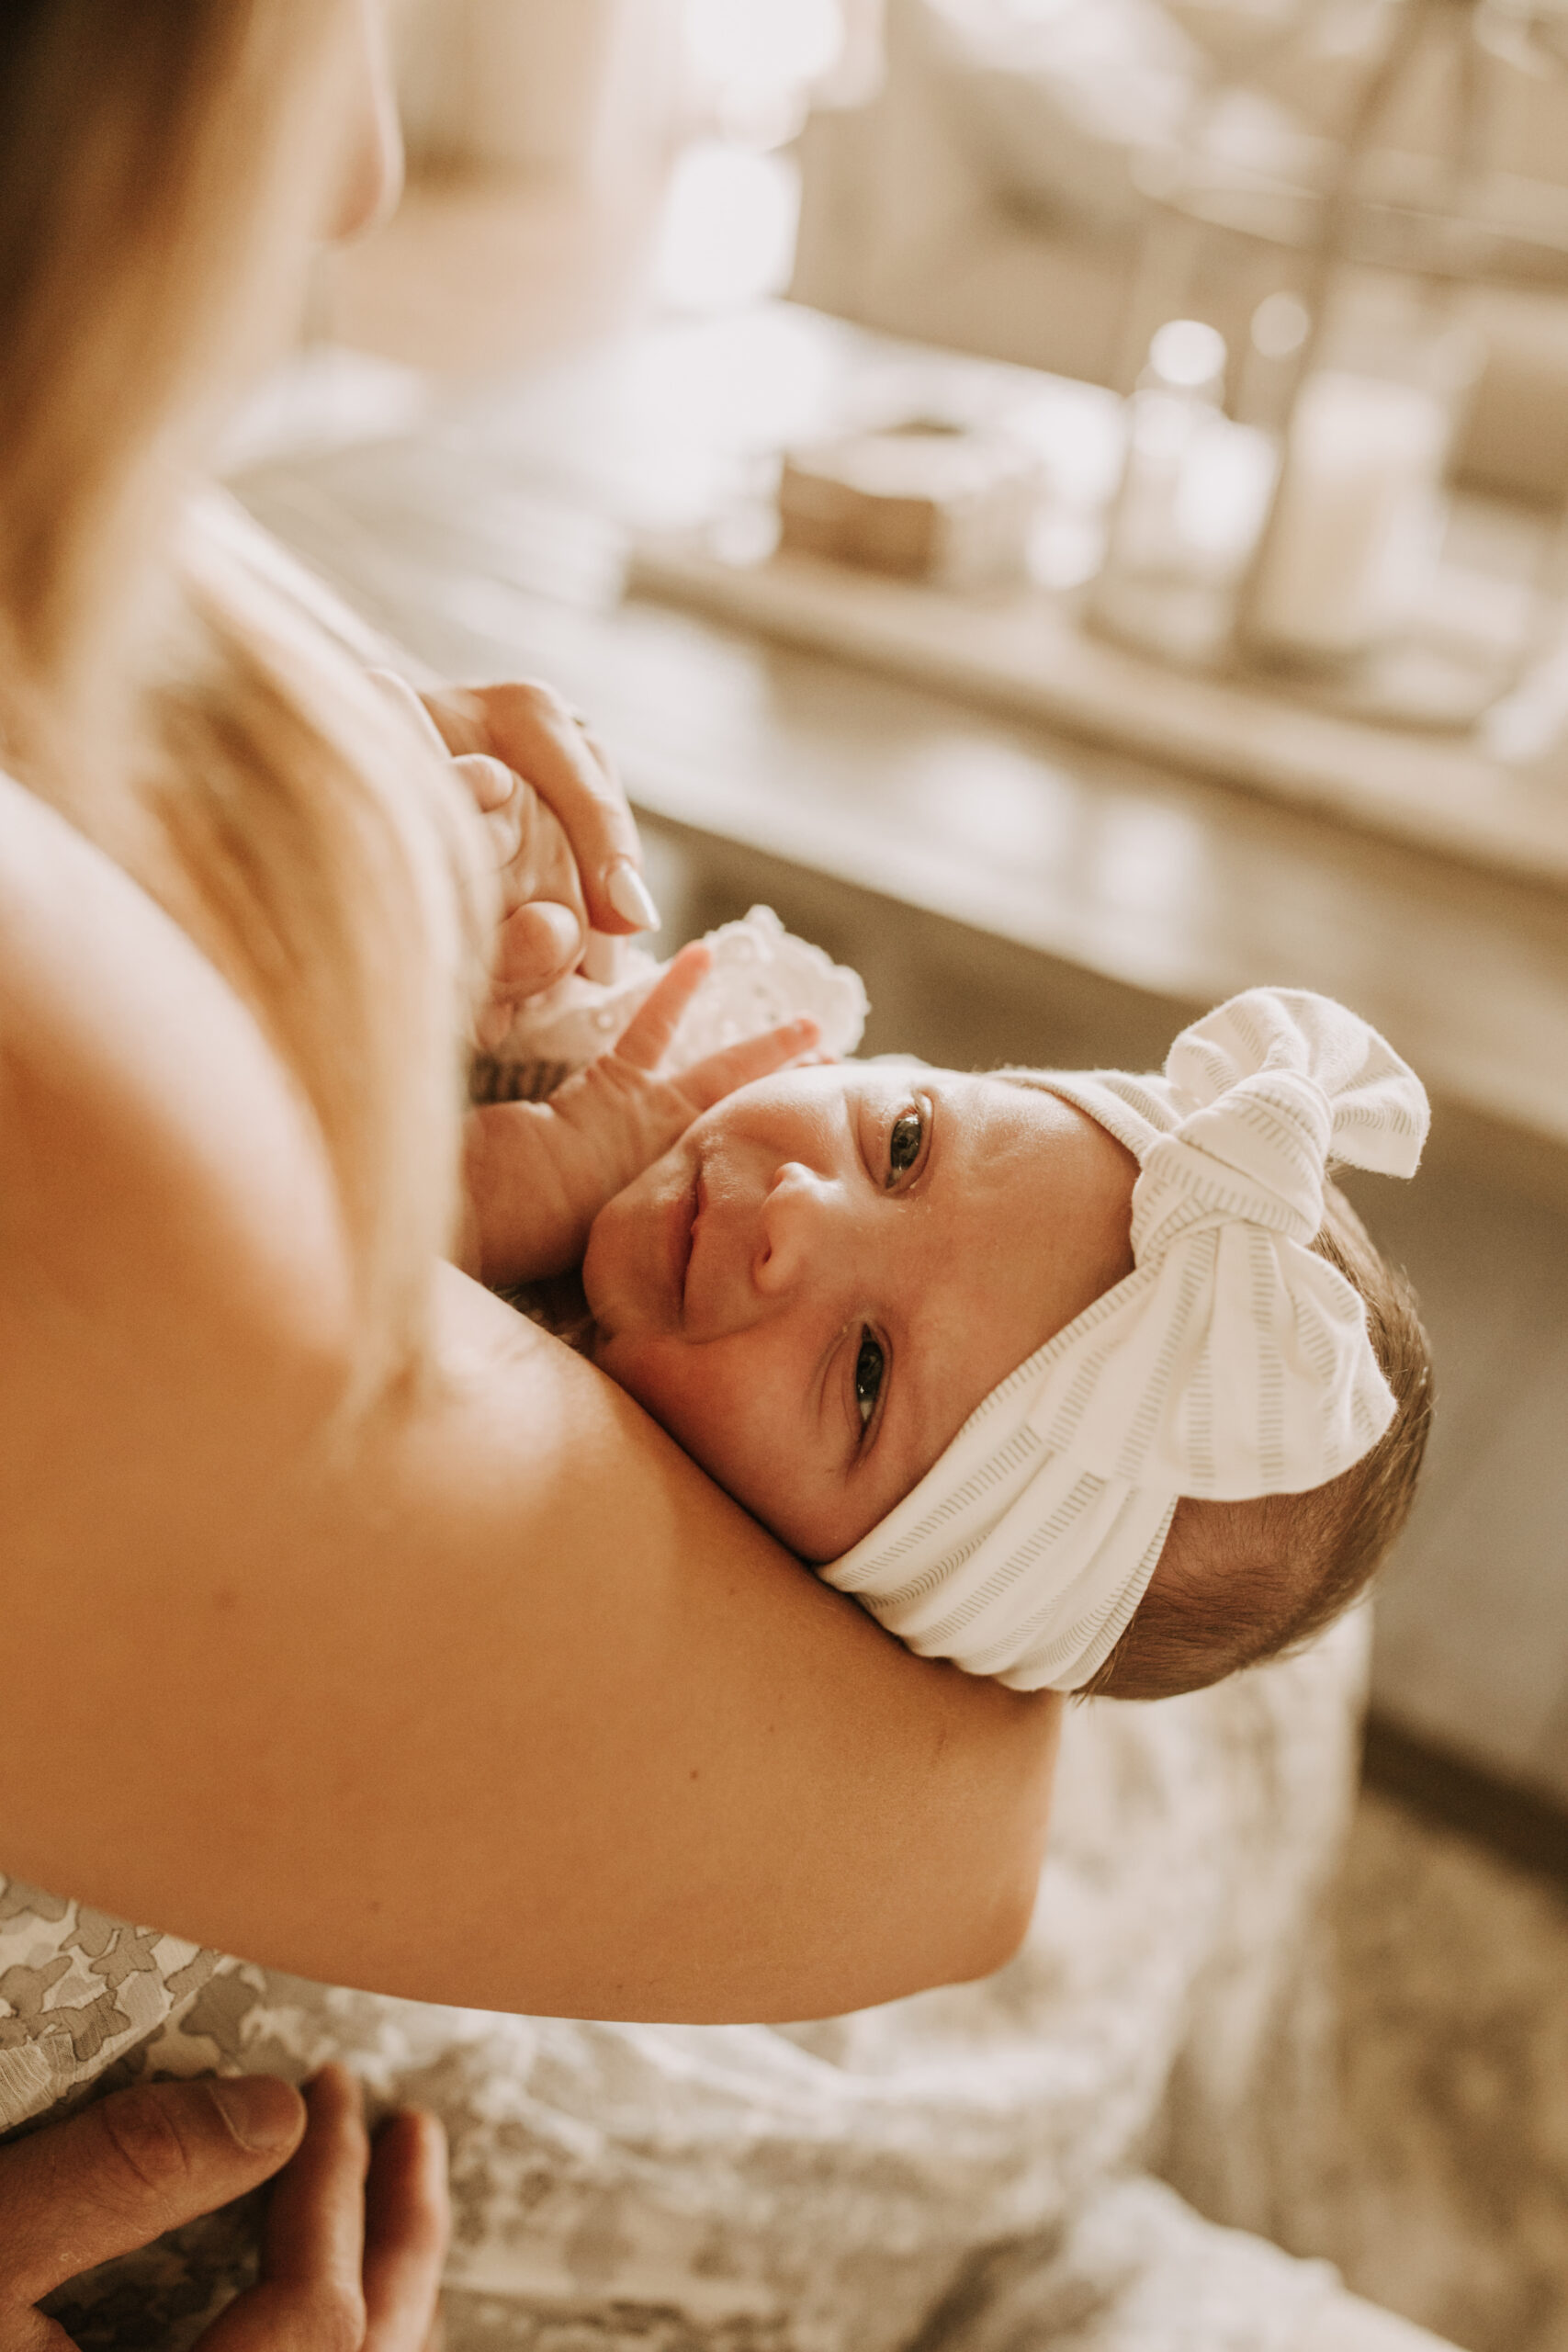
left=583, top=1065, right=1139, bottom=1562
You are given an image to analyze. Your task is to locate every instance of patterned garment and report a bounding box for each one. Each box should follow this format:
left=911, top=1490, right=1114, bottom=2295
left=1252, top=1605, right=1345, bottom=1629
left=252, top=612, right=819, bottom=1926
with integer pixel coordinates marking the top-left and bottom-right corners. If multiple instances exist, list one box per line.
left=0, top=1888, right=231, bottom=2132
left=1, top=1611, right=1450, bottom=2351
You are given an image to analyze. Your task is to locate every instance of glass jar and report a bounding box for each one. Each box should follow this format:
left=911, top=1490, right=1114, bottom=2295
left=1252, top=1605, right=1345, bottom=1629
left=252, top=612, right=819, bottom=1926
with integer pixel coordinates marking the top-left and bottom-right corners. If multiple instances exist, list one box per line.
left=1089, top=319, right=1275, bottom=665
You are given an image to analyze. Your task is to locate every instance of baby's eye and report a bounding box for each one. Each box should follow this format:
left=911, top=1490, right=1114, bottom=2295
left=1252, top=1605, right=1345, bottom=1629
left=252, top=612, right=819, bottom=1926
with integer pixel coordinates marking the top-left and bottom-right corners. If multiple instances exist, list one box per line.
left=853, top=1329, right=886, bottom=1429
left=886, top=1105, right=924, bottom=1185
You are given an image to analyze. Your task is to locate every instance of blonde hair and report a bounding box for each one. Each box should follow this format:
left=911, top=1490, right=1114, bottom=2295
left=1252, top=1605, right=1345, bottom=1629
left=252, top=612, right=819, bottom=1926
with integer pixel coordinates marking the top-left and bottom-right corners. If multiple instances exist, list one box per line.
left=0, top=0, right=491, bottom=1405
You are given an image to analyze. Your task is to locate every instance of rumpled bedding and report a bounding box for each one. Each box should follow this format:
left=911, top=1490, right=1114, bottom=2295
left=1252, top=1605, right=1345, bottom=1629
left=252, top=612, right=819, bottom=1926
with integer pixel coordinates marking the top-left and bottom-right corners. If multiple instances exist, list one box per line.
left=8, top=1608, right=1450, bottom=2350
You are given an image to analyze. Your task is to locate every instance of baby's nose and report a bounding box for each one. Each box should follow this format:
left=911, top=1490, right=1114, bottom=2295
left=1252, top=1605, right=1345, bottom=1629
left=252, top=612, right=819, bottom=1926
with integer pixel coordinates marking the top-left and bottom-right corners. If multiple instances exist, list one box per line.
left=752, top=1162, right=829, bottom=1296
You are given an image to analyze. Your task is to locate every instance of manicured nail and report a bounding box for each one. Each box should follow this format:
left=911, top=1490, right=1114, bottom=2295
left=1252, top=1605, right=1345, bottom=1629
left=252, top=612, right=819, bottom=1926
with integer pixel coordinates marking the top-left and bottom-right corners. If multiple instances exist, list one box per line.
left=210, top=2075, right=305, bottom=2152
left=604, top=858, right=660, bottom=932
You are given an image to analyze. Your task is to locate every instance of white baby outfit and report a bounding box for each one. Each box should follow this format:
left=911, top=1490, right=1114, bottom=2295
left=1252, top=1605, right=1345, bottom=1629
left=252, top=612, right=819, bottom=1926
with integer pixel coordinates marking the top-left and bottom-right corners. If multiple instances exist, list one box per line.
left=478, top=903, right=869, bottom=1101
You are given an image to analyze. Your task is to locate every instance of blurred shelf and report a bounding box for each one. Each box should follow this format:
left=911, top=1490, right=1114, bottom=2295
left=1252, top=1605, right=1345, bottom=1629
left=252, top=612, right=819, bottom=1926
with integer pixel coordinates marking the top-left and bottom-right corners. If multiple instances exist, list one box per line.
left=630, top=526, right=1568, bottom=894
left=237, top=441, right=1568, bottom=1182
left=231, top=306, right=1568, bottom=1178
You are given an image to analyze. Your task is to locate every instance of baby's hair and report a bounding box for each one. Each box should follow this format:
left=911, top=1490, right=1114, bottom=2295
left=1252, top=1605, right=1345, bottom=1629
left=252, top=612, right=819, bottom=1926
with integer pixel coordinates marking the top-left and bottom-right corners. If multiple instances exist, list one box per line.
left=1079, top=1181, right=1433, bottom=1702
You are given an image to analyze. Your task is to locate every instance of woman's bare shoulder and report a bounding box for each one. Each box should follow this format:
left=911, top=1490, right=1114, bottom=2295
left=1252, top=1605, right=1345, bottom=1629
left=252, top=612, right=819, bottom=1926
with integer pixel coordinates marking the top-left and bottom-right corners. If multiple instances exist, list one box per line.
left=0, top=772, right=362, bottom=1626
left=0, top=769, right=352, bottom=1369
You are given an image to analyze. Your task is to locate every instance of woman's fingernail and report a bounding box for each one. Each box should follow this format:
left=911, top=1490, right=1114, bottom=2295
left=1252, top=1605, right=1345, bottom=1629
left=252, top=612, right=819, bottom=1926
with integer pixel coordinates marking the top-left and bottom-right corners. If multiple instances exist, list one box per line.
left=604, top=859, right=660, bottom=932
left=210, top=2075, right=305, bottom=2152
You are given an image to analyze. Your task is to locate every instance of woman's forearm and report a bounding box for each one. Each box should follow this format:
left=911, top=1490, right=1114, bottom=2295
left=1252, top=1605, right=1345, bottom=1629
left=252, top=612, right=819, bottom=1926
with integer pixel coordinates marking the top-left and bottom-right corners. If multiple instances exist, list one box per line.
left=3, top=1270, right=1058, bottom=2023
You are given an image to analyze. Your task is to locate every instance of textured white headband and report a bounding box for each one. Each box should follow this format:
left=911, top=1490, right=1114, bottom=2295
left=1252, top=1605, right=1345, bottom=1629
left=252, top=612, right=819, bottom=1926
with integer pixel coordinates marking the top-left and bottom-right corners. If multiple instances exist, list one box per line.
left=820, top=989, right=1429, bottom=1693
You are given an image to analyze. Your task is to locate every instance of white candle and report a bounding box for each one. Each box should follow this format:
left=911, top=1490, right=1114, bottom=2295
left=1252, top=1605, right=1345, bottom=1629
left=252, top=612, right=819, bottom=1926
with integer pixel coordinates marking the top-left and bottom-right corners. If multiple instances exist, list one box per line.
left=1249, top=368, right=1450, bottom=660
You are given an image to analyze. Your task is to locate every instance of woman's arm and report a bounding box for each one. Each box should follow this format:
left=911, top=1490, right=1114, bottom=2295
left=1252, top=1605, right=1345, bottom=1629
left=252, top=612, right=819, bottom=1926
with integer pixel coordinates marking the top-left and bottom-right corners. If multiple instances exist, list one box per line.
left=0, top=777, right=1059, bottom=2023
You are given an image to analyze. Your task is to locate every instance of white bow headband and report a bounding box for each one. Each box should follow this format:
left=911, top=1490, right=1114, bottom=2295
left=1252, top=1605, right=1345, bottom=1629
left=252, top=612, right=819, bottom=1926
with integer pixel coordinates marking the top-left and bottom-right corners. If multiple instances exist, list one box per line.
left=820, top=989, right=1429, bottom=1693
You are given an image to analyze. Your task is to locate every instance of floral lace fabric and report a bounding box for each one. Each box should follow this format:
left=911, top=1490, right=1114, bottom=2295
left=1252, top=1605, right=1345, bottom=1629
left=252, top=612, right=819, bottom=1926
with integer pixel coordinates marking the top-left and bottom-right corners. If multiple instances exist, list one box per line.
left=2, top=1611, right=1448, bottom=2350
left=471, top=907, right=869, bottom=1106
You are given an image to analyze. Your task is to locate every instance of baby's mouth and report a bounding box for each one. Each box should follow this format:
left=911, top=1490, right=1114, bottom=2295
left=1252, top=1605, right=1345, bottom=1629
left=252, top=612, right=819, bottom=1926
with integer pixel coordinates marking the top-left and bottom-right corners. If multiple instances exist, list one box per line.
left=682, top=1169, right=710, bottom=1319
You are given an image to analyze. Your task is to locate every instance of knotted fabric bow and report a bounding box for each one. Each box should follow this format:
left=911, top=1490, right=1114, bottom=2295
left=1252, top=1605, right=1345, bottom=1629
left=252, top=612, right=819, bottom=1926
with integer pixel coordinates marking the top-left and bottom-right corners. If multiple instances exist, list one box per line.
left=820, top=990, right=1429, bottom=1692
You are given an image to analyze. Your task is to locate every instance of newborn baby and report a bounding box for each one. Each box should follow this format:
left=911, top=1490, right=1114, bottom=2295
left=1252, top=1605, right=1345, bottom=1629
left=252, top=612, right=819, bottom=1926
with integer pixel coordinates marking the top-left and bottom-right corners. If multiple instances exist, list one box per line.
left=468, top=924, right=1432, bottom=1701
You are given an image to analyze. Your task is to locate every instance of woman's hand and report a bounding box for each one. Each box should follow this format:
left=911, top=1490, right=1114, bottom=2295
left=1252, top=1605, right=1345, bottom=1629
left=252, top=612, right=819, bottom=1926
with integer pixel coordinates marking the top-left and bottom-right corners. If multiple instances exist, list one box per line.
left=369, top=668, right=660, bottom=1043
left=422, top=677, right=660, bottom=1032
left=464, top=942, right=819, bottom=1288
left=1, top=2066, right=448, bottom=2352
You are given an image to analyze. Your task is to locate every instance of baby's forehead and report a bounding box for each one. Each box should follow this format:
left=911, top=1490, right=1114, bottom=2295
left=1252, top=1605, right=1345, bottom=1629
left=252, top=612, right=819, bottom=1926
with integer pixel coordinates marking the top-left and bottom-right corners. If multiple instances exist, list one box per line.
left=849, top=1057, right=1024, bottom=1101
left=744, top=1057, right=1118, bottom=1204
left=890, top=1061, right=1074, bottom=1127
left=836, top=1060, right=1100, bottom=1158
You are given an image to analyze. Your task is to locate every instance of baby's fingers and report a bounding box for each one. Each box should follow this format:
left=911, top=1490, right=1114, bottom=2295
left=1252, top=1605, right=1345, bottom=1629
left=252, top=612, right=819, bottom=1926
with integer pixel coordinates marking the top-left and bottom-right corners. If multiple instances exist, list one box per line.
left=675, top=1018, right=821, bottom=1114
left=613, top=943, right=714, bottom=1071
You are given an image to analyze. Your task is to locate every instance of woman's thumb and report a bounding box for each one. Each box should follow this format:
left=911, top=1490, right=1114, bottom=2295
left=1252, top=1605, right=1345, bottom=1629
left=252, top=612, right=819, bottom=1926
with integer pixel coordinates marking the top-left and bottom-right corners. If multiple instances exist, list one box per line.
left=1, top=2077, right=305, bottom=2306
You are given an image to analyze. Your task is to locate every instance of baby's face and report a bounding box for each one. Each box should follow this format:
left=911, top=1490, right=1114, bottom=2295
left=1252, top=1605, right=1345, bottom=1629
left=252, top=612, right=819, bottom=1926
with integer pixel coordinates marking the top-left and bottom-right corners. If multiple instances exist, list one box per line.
left=583, top=1064, right=1137, bottom=1560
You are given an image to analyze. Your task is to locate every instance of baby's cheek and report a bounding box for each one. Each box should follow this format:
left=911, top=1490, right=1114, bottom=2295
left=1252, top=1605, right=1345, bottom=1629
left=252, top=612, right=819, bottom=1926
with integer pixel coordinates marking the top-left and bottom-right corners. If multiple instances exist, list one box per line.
left=622, top=1345, right=776, bottom=1500
left=597, top=1332, right=847, bottom=1555
left=637, top=1348, right=738, bottom=1461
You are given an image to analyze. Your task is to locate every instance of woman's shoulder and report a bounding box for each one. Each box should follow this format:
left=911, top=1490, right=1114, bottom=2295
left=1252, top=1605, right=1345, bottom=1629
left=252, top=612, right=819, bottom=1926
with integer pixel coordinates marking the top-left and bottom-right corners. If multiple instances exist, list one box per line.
left=0, top=767, right=354, bottom=1390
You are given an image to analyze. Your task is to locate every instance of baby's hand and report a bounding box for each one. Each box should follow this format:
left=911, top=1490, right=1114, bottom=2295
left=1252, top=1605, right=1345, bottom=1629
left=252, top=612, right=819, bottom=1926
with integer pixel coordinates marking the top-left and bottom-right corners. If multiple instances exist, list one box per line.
left=463, top=944, right=820, bottom=1287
